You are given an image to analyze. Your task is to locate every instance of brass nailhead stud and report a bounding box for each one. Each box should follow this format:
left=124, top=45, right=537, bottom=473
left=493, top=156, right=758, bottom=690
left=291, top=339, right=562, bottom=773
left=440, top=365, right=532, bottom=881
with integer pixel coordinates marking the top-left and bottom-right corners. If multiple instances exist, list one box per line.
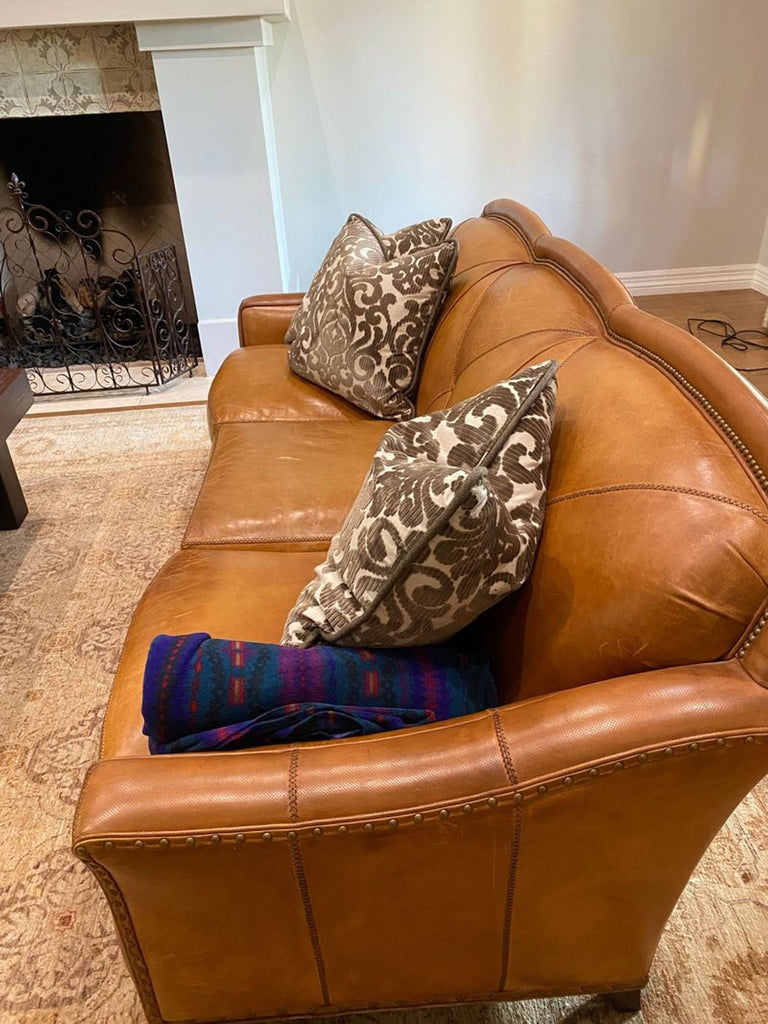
left=513, top=792, right=523, bottom=803
left=638, top=753, right=649, bottom=762
left=563, top=776, right=574, bottom=786
left=134, top=839, right=144, bottom=848
left=75, top=846, right=87, bottom=858
left=262, top=833, right=273, bottom=842
left=439, top=809, right=450, bottom=821
left=413, top=813, right=424, bottom=824
left=689, top=742, right=699, bottom=752
left=664, top=747, right=674, bottom=756
left=235, top=834, right=246, bottom=843
left=745, top=736, right=755, bottom=744
left=716, top=738, right=726, bottom=748
left=338, top=825, right=348, bottom=834
left=287, top=831, right=297, bottom=841
left=210, top=835, right=221, bottom=844
left=537, top=784, right=548, bottom=794
left=104, top=841, right=114, bottom=850
left=364, top=822, right=374, bottom=831
left=487, top=797, right=498, bottom=808
left=462, top=804, right=473, bottom=814
left=614, top=761, right=624, bottom=770
left=159, top=838, right=170, bottom=848
left=388, top=819, right=399, bottom=829
left=589, top=768, right=599, bottom=777
left=185, top=837, right=195, bottom=847
left=312, top=827, right=322, bottom=837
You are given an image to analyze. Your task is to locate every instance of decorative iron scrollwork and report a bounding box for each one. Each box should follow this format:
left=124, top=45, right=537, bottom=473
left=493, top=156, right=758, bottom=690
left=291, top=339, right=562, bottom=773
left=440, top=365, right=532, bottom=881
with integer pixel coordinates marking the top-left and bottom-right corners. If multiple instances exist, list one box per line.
left=0, top=174, right=198, bottom=395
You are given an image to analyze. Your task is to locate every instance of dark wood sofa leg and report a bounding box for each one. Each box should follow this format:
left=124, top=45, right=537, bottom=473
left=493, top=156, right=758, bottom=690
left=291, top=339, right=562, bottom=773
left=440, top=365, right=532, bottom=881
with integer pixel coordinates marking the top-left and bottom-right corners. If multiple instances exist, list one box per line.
left=608, top=988, right=643, bottom=1012
left=610, top=987, right=638, bottom=1011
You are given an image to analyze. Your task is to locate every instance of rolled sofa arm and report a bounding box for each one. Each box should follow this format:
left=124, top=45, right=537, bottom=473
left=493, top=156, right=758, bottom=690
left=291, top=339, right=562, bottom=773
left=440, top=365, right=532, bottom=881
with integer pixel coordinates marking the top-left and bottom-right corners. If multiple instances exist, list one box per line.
left=74, top=661, right=768, bottom=1023
left=237, top=292, right=304, bottom=347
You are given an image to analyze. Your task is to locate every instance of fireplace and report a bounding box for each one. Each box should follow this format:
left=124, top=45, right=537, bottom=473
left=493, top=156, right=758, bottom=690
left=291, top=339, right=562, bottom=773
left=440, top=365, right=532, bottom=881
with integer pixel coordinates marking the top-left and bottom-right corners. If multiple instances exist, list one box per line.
left=0, top=5, right=292, bottom=378
left=0, top=26, right=199, bottom=394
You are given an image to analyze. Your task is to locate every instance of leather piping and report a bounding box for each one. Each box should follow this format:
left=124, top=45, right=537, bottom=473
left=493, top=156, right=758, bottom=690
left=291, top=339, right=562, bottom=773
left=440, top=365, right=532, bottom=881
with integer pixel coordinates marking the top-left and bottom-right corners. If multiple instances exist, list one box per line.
left=491, top=708, right=522, bottom=993
left=547, top=482, right=768, bottom=526
left=75, top=850, right=163, bottom=1024
left=484, top=211, right=768, bottom=657
left=287, top=747, right=331, bottom=1006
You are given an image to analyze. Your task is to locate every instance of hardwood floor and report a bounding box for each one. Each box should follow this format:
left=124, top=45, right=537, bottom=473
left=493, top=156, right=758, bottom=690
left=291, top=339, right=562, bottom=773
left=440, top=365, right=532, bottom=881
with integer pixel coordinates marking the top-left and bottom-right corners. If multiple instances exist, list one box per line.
left=636, top=288, right=768, bottom=396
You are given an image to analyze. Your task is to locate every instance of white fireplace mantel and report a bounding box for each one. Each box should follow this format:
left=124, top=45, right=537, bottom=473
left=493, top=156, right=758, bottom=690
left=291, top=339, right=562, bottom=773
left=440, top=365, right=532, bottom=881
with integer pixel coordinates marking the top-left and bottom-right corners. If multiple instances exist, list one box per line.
left=0, top=1, right=291, bottom=375
left=0, top=2, right=289, bottom=30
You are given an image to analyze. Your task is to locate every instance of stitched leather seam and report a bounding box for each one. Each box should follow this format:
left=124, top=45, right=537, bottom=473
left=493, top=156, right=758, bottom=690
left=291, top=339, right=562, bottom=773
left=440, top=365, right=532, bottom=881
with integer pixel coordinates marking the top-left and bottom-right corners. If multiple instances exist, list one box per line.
left=440, top=261, right=527, bottom=320
left=288, top=837, right=331, bottom=1006
left=182, top=534, right=333, bottom=547
left=455, top=327, right=593, bottom=381
left=76, top=851, right=164, bottom=1024
left=287, top=748, right=330, bottom=1006
left=448, top=265, right=534, bottom=390
left=288, top=747, right=299, bottom=823
left=491, top=708, right=522, bottom=993
left=548, top=482, right=768, bottom=526
left=491, top=708, right=517, bottom=786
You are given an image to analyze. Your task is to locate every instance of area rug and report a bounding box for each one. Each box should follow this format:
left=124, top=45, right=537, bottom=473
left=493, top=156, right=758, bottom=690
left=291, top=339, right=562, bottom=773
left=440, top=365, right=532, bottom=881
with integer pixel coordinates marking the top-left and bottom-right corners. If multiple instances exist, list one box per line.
left=0, top=406, right=766, bottom=1024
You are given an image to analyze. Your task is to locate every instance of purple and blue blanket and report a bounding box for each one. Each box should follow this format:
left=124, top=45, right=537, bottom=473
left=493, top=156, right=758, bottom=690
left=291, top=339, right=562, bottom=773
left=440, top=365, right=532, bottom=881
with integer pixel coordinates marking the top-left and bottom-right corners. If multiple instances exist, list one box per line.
left=142, top=633, right=496, bottom=753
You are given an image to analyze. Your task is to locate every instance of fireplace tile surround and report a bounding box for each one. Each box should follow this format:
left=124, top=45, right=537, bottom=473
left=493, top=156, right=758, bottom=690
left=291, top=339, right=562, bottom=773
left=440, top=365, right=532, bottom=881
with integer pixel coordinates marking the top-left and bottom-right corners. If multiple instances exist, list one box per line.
left=0, top=24, right=159, bottom=117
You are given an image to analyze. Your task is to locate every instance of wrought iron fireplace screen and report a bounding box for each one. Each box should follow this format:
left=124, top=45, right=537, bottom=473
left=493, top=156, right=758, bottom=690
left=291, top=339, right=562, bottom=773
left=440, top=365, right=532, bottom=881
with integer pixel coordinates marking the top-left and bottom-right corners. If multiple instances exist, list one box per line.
left=0, top=174, right=198, bottom=395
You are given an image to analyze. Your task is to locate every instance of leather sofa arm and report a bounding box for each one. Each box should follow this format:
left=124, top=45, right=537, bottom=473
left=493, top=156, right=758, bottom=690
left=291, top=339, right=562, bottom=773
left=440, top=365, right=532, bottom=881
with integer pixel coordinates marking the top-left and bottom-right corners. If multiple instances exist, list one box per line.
left=73, top=661, right=768, bottom=1021
left=238, top=292, right=304, bottom=347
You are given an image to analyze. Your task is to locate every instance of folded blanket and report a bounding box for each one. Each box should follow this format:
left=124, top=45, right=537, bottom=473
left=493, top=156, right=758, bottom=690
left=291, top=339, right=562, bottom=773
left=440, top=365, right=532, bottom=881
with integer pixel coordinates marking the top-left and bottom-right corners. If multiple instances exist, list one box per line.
left=143, top=633, right=497, bottom=753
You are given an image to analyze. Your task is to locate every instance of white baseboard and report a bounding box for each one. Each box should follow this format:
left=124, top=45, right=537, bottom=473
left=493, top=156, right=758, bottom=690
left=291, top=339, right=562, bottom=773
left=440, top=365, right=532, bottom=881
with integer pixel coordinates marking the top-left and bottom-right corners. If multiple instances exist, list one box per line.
left=752, top=264, right=768, bottom=296
left=617, top=264, right=758, bottom=296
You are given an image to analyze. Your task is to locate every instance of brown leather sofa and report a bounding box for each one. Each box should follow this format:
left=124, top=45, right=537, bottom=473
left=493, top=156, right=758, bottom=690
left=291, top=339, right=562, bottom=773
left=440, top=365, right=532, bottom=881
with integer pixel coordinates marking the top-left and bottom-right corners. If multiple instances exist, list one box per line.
left=73, top=200, right=768, bottom=1024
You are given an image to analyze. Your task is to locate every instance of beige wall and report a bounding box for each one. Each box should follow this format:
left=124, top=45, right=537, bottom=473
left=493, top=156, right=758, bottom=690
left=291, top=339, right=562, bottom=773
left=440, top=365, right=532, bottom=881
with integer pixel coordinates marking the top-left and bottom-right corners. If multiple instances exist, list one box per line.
left=268, top=0, right=768, bottom=288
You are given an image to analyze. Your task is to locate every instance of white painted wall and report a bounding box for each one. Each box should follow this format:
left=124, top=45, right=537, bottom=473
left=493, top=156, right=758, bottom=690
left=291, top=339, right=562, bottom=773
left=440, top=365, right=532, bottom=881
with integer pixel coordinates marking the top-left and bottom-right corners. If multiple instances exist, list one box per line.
left=267, top=0, right=768, bottom=287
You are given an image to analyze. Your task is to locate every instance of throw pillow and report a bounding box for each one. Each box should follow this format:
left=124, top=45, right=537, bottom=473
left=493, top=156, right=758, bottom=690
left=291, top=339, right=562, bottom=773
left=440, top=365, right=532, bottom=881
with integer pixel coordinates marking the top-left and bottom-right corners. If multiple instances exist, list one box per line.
left=282, top=360, right=558, bottom=648
left=285, top=214, right=457, bottom=419
left=143, top=632, right=496, bottom=753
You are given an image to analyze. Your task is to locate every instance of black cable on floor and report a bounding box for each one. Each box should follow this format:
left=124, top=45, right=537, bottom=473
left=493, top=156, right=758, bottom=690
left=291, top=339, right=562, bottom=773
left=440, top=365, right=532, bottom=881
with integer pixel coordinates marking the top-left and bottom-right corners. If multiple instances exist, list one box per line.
left=687, top=317, right=768, bottom=372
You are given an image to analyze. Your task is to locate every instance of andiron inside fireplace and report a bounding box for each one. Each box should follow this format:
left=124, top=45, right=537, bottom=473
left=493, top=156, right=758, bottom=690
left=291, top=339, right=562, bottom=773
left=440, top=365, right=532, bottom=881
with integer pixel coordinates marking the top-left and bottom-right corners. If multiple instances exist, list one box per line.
left=0, top=174, right=198, bottom=396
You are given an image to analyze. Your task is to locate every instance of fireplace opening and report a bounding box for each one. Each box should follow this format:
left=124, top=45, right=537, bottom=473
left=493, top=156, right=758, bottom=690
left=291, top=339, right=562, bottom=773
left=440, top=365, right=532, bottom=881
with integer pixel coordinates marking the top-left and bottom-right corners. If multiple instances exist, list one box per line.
left=0, top=110, right=200, bottom=394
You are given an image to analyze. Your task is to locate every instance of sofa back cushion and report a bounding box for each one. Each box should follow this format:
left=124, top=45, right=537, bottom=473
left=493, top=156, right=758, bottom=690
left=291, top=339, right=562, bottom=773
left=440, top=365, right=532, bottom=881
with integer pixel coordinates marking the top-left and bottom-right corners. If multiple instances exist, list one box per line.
left=424, top=201, right=768, bottom=705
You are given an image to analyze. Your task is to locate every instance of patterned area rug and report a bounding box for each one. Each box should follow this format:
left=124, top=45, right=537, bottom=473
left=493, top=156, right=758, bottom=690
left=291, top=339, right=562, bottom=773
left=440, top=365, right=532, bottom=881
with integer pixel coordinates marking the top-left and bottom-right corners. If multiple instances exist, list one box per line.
left=0, top=406, right=766, bottom=1024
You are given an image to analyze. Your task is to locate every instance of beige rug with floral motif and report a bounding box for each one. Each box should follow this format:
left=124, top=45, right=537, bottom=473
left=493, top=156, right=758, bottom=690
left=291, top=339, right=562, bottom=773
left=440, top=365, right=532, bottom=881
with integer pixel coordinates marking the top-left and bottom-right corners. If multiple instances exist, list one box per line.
left=0, top=405, right=766, bottom=1024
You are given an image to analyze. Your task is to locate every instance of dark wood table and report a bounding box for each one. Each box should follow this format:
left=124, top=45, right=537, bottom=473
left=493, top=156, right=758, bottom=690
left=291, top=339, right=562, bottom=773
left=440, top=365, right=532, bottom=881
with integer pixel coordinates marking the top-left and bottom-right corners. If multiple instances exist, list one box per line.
left=0, top=369, right=33, bottom=529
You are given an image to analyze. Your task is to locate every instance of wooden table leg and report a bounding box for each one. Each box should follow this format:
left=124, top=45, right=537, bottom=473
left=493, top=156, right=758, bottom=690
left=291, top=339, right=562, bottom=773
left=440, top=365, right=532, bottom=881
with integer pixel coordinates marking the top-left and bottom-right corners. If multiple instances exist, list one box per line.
left=0, top=438, right=28, bottom=529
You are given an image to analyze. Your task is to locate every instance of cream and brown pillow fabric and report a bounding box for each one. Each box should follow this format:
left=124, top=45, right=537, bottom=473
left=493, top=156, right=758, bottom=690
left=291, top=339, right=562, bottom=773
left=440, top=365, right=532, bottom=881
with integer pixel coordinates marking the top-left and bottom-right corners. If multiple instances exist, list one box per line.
left=285, top=214, right=456, bottom=420
left=282, top=361, right=558, bottom=648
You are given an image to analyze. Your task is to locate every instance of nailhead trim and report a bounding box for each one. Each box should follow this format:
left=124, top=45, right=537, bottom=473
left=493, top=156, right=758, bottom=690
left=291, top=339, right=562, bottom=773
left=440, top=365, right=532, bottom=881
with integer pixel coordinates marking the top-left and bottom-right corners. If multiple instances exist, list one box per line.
left=78, top=734, right=764, bottom=851
left=739, top=606, right=768, bottom=656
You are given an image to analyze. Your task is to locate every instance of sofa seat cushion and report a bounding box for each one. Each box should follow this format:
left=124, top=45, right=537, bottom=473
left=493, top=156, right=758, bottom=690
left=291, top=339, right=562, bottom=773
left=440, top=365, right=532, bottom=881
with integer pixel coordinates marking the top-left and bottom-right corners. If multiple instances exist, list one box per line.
left=207, top=346, right=372, bottom=438
left=183, top=420, right=390, bottom=550
left=101, top=548, right=326, bottom=758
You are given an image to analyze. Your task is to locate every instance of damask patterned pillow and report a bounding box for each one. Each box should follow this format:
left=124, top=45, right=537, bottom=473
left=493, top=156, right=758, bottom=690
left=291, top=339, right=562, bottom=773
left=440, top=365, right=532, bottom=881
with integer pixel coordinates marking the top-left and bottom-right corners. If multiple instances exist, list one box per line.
left=285, top=214, right=456, bottom=419
left=282, top=361, right=558, bottom=648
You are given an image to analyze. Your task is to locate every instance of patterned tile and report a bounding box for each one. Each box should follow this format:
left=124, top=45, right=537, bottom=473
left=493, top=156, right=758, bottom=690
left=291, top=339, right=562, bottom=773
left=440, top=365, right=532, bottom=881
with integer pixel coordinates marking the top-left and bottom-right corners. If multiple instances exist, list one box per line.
left=13, top=27, right=97, bottom=75
left=0, top=25, right=158, bottom=118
